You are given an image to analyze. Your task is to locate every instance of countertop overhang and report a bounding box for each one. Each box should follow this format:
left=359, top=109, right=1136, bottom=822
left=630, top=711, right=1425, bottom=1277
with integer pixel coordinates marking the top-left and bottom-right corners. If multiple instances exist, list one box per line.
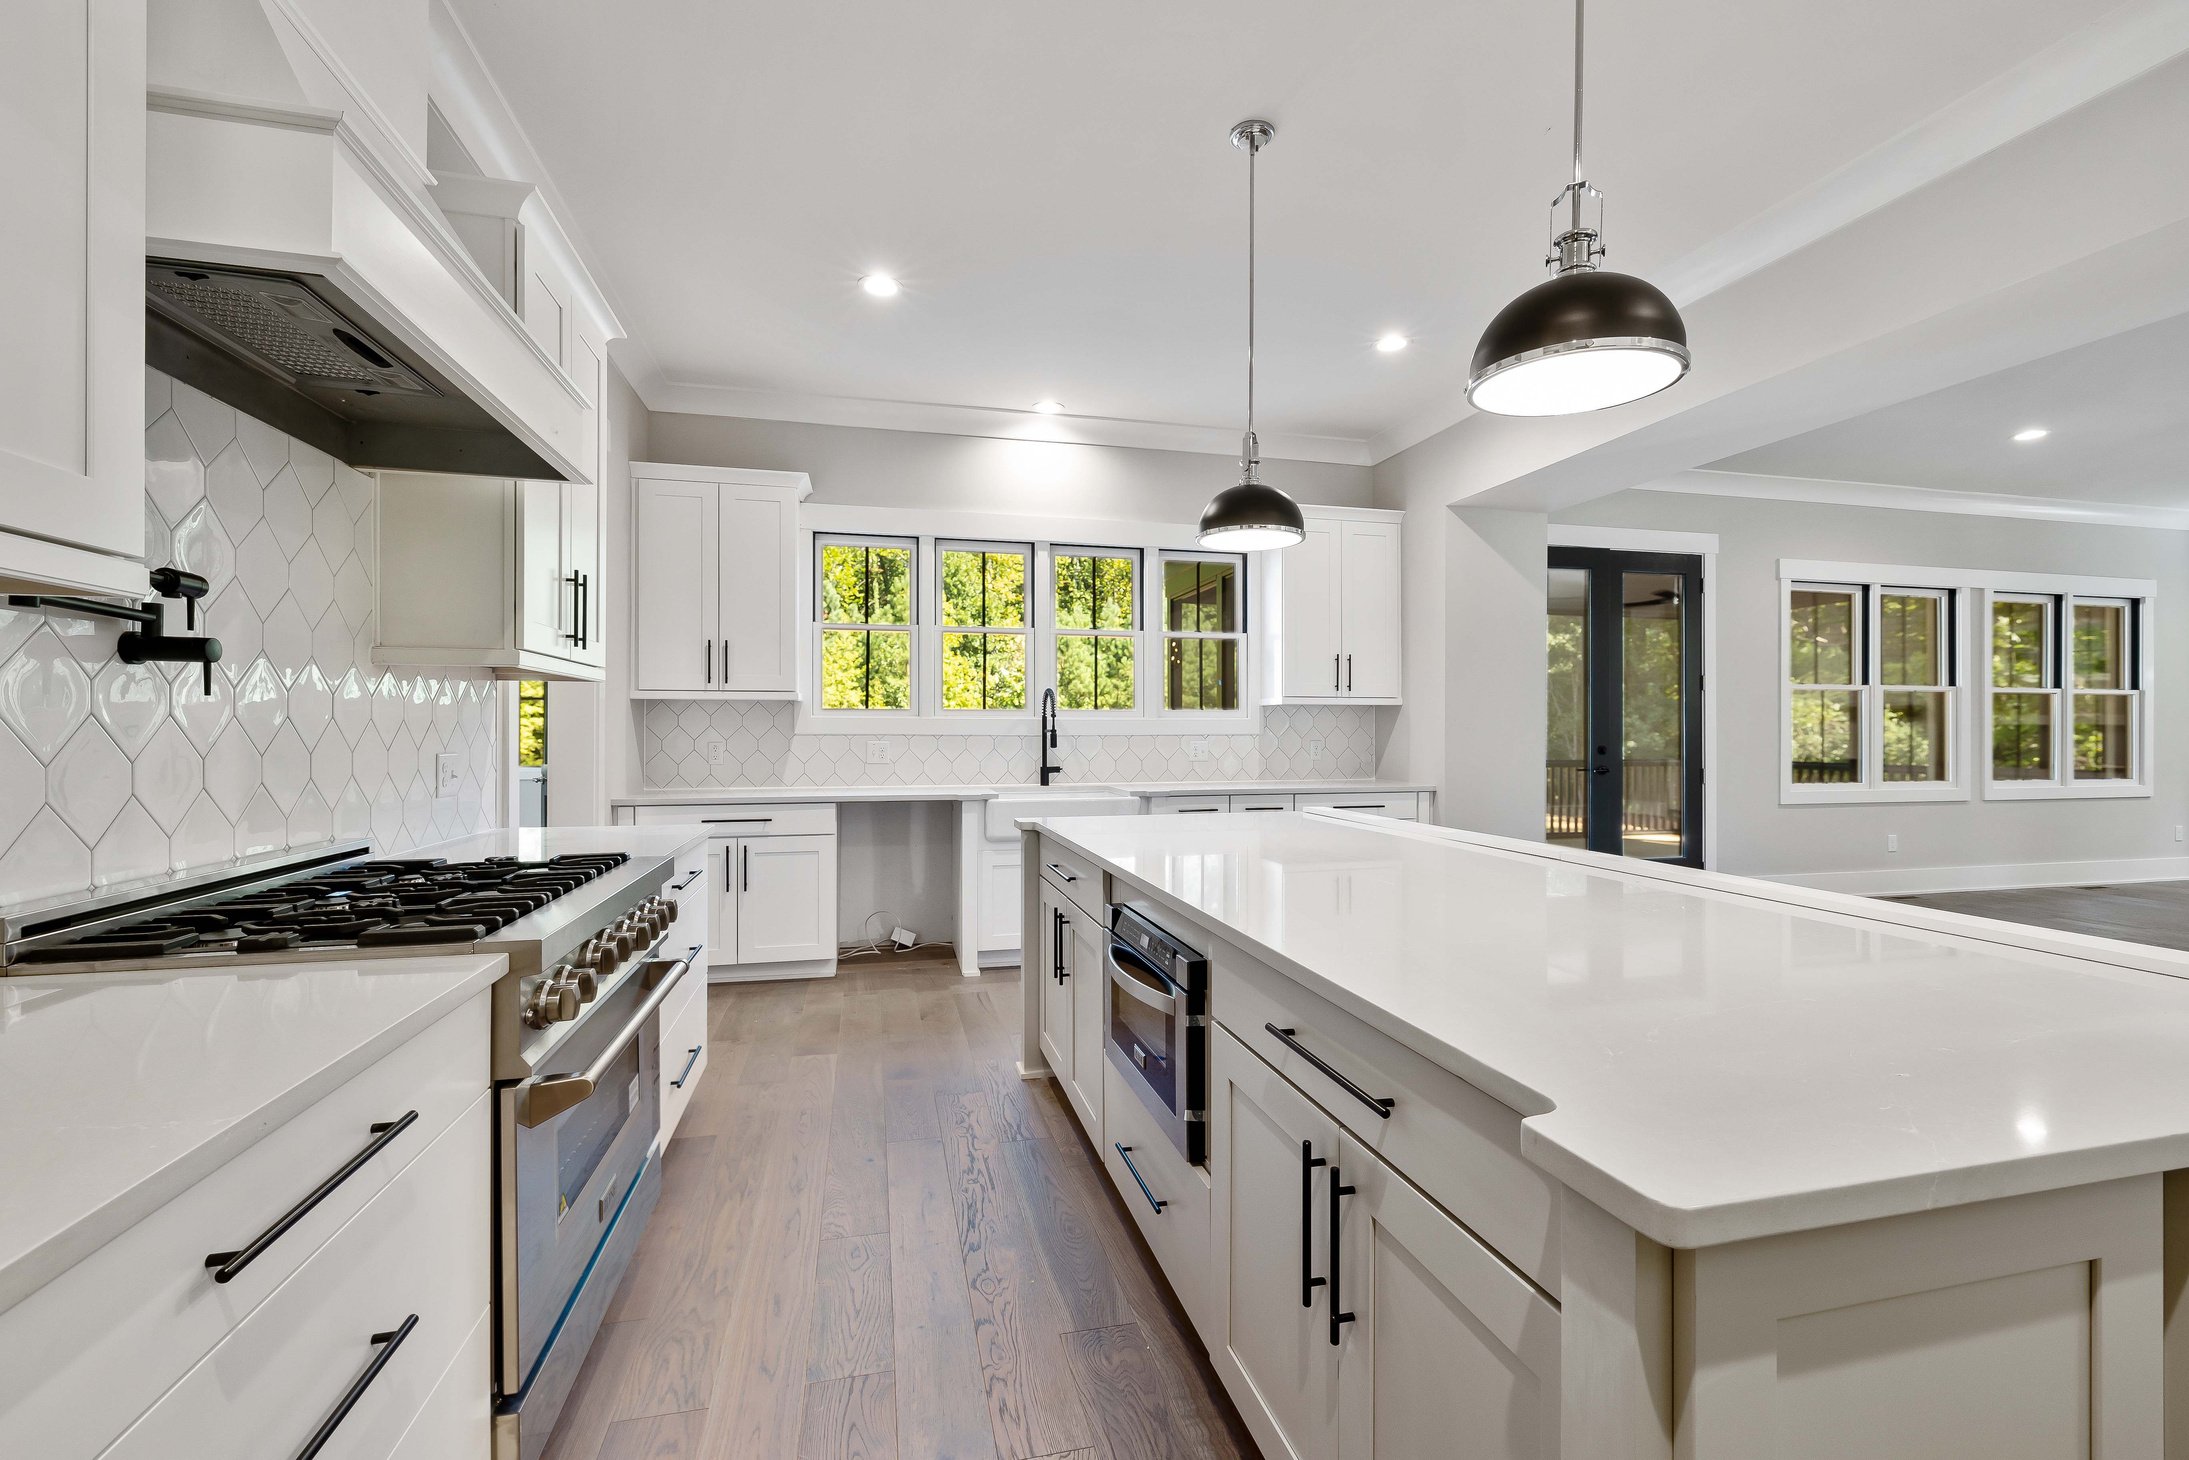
left=1023, top=809, right=2189, bottom=1248
left=610, top=779, right=1434, bottom=808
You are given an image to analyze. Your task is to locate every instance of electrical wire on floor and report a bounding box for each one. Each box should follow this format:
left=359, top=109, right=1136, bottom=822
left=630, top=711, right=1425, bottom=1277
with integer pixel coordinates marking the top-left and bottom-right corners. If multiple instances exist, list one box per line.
left=838, top=909, right=951, bottom=960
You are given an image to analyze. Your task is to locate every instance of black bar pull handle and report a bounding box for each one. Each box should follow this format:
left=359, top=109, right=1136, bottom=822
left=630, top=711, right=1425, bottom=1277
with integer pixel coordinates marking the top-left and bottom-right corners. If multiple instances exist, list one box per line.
left=1328, top=1167, right=1356, bottom=1345
left=1333, top=653, right=1341, bottom=692
left=206, top=1111, right=419, bottom=1283
left=1114, top=1144, right=1167, bottom=1214
left=670, top=1044, right=703, bottom=1088
left=1264, top=1024, right=1394, bottom=1120
left=671, top=869, right=704, bottom=892
left=704, top=638, right=712, bottom=685
left=293, top=1314, right=418, bottom=1460
left=1301, top=1139, right=1327, bottom=1308
left=1346, top=653, right=1352, bottom=692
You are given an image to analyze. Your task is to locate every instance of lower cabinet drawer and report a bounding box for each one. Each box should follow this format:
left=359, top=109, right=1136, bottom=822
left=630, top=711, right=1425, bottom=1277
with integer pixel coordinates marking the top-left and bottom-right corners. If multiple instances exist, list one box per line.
left=664, top=843, right=710, bottom=961
left=0, top=992, right=489, bottom=1460
left=1229, top=794, right=1295, bottom=812
left=1147, top=795, right=1229, bottom=815
left=101, top=1091, right=493, bottom=1460
left=659, top=972, right=709, bottom=1144
left=633, top=802, right=838, bottom=837
left=1101, top=1057, right=1213, bottom=1333
left=1035, top=837, right=1103, bottom=922
left=1216, top=953, right=1561, bottom=1296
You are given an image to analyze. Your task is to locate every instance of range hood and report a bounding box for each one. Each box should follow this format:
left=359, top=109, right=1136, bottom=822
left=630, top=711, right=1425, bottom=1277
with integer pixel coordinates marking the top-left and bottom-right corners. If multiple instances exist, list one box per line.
left=146, top=88, right=587, bottom=483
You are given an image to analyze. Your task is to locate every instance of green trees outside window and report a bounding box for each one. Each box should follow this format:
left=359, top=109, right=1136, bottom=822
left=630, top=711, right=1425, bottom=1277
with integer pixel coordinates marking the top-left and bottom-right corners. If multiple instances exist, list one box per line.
left=940, top=546, right=1027, bottom=710
left=820, top=540, right=913, bottom=710
left=1162, top=558, right=1241, bottom=711
left=517, top=681, right=546, bottom=768
left=1055, top=551, right=1137, bottom=710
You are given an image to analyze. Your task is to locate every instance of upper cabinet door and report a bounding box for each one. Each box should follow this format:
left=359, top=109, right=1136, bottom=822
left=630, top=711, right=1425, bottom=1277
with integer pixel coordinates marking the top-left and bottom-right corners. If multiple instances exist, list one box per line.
left=1338, top=520, right=1401, bottom=700
left=1280, top=517, right=1344, bottom=699
left=632, top=478, right=720, bottom=693
left=716, top=488, right=797, bottom=693
left=516, top=480, right=568, bottom=657
left=0, top=0, right=146, bottom=592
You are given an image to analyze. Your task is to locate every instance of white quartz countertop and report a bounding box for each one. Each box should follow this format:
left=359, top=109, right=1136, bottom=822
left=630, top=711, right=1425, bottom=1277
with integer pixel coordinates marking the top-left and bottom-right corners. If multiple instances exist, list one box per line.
left=1029, top=810, right=2189, bottom=1248
left=610, top=780, right=1431, bottom=807
left=410, top=825, right=709, bottom=858
left=0, top=954, right=505, bottom=1316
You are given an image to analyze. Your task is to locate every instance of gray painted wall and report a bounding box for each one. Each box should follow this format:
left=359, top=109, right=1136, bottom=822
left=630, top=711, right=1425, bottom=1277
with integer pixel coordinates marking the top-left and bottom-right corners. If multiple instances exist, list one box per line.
left=647, top=412, right=1374, bottom=519
left=1552, top=489, right=2189, bottom=880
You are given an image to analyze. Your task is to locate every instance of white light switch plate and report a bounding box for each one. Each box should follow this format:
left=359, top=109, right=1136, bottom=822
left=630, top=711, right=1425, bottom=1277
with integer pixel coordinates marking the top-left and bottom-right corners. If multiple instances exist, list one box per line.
left=434, top=751, right=461, bottom=798
left=865, top=739, right=897, bottom=765
left=703, top=736, right=726, bottom=764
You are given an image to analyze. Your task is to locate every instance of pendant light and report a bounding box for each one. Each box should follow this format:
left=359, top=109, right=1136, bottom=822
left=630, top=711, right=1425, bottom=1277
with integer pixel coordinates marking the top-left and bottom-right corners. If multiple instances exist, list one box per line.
left=1467, top=0, right=1689, bottom=416
left=1198, top=119, right=1305, bottom=550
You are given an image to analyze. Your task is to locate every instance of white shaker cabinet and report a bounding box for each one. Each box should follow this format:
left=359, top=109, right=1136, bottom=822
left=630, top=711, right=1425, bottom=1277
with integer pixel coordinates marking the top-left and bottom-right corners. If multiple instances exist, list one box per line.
left=631, top=463, right=810, bottom=698
left=1261, top=507, right=1403, bottom=705
left=0, top=0, right=148, bottom=597
left=375, top=471, right=604, bottom=681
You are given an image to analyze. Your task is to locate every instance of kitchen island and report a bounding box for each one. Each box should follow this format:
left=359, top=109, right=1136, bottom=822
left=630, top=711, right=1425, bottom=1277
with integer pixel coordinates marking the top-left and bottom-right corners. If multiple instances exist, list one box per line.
left=1020, top=808, right=2189, bottom=1460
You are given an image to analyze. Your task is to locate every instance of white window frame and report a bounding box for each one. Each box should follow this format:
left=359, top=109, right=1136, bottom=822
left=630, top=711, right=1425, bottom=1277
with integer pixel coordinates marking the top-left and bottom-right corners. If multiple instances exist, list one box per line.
left=1154, top=549, right=1251, bottom=718
left=1780, top=577, right=1968, bottom=805
left=1984, top=590, right=2151, bottom=800
left=1047, top=543, right=1146, bottom=717
left=932, top=539, right=1033, bottom=717
left=812, top=533, right=919, bottom=716
left=1778, top=559, right=2155, bottom=805
left=798, top=506, right=1263, bottom=735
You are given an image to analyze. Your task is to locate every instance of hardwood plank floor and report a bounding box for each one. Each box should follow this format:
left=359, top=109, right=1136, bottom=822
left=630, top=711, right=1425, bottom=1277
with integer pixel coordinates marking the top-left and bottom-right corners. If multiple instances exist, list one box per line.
left=1889, top=879, right=2189, bottom=951
left=540, top=960, right=1257, bottom=1460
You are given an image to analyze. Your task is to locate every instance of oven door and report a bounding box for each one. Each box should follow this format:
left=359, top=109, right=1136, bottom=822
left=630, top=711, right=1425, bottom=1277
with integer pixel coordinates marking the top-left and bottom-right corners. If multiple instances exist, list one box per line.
left=494, top=955, right=685, bottom=1458
left=1106, top=935, right=1205, bottom=1164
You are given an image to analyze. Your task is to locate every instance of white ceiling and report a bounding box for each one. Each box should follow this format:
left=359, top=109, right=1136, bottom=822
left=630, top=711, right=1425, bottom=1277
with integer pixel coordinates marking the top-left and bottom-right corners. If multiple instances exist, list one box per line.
left=1708, top=310, right=2189, bottom=508
left=445, top=0, right=2117, bottom=456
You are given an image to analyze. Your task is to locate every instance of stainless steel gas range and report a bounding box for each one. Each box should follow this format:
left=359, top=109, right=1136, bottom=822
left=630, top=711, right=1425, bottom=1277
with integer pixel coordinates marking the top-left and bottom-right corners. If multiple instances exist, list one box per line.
left=0, top=835, right=702, bottom=1460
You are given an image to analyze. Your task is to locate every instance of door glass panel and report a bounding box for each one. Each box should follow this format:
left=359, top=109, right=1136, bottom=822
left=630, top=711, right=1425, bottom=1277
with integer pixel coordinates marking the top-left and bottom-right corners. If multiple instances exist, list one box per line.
left=1620, top=573, right=1684, bottom=859
left=1544, top=568, right=1588, bottom=848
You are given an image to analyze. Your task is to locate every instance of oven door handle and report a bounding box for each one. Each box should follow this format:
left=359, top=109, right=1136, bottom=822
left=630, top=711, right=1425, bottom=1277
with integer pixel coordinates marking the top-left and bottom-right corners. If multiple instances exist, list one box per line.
left=1106, top=937, right=1184, bottom=1014
left=517, top=946, right=697, bottom=1128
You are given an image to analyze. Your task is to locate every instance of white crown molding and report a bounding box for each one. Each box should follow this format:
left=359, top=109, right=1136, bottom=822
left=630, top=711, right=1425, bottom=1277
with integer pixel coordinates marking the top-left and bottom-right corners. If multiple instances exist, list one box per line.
left=1639, top=468, right=2189, bottom=532
left=1365, top=0, right=2189, bottom=466
left=639, top=380, right=1376, bottom=467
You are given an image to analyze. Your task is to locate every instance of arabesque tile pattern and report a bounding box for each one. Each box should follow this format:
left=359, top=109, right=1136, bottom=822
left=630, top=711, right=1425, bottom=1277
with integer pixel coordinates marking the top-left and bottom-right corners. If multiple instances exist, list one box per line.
left=0, top=370, right=498, bottom=906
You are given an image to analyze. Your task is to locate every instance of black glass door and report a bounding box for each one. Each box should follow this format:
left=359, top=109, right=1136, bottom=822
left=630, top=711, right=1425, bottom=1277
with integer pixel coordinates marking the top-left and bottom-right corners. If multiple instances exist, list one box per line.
left=1546, top=547, right=1705, bottom=866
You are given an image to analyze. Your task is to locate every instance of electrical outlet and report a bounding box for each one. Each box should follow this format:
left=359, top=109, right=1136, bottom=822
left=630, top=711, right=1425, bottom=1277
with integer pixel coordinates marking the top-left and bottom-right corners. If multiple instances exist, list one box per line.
left=703, top=736, right=726, bottom=764
left=1886, top=832, right=1899, bottom=854
left=1306, top=736, right=1326, bottom=761
left=865, top=738, right=897, bottom=765
left=2176, top=825, right=2185, bottom=843
left=434, top=752, right=460, bottom=799
left=1185, top=738, right=1210, bottom=761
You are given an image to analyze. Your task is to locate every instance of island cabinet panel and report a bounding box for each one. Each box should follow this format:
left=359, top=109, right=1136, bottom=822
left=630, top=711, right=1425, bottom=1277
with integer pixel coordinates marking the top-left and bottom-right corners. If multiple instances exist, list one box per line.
left=1675, top=1174, right=2162, bottom=1460
left=1216, top=947, right=1562, bottom=1296
left=1102, top=1056, right=1212, bottom=1332
left=1069, top=905, right=1107, bottom=1141
left=1209, top=1025, right=1344, bottom=1460
left=1036, top=878, right=1076, bottom=1094
left=1332, top=1124, right=1561, bottom=1460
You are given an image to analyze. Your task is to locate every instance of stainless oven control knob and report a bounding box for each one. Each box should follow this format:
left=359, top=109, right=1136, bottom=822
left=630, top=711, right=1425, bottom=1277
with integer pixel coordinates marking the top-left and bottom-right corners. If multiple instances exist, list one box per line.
left=568, top=965, right=597, bottom=1001
left=662, top=896, right=680, bottom=923
left=521, top=980, right=580, bottom=1028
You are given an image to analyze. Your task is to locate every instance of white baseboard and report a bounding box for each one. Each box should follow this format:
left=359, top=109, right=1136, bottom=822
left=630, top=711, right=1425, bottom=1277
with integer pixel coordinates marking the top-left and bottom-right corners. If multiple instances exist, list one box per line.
left=707, top=956, right=838, bottom=983
left=1752, top=855, right=2189, bottom=898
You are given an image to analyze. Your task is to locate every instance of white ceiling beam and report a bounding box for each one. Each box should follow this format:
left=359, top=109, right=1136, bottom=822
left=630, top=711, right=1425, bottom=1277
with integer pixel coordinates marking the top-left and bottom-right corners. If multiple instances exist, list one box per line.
left=1637, top=469, right=2189, bottom=533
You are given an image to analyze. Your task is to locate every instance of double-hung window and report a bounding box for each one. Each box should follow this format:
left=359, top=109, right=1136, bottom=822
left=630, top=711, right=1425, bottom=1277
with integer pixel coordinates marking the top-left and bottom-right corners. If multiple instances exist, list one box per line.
left=938, top=542, right=1029, bottom=711
left=1052, top=548, right=1139, bottom=712
left=817, top=536, right=914, bottom=710
left=1160, top=554, right=1244, bottom=711
left=1784, top=578, right=1959, bottom=800
left=1988, top=593, right=2144, bottom=793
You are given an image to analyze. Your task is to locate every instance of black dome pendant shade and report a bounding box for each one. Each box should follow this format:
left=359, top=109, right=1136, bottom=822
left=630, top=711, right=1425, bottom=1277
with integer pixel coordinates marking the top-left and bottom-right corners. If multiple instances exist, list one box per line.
left=1468, top=0, right=1691, bottom=416
left=1197, top=119, right=1304, bottom=550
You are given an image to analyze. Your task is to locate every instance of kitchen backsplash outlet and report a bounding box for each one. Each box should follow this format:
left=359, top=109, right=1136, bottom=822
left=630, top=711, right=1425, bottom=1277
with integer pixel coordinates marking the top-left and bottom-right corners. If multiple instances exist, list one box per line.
left=639, top=701, right=1379, bottom=788
left=0, top=369, right=499, bottom=906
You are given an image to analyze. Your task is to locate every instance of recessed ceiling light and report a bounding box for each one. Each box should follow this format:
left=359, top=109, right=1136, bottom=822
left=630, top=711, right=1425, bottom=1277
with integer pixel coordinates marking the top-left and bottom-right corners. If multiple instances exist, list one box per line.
left=1032, top=399, right=1065, bottom=414
left=2012, top=426, right=2049, bottom=443
left=859, top=273, right=900, bottom=298
left=1375, top=333, right=1410, bottom=353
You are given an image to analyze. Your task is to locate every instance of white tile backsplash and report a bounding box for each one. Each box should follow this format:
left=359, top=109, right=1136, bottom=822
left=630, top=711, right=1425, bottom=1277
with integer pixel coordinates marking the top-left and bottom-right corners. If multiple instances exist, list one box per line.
left=638, top=700, right=1381, bottom=789
left=0, top=371, right=499, bottom=903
